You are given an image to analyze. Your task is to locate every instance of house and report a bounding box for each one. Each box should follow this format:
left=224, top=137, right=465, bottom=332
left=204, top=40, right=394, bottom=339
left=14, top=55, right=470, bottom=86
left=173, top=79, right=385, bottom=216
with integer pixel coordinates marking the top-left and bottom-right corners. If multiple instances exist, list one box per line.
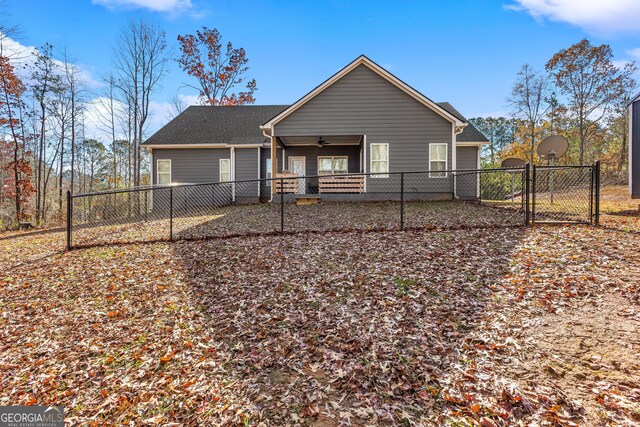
left=142, top=55, right=489, bottom=202
left=629, top=92, right=640, bottom=199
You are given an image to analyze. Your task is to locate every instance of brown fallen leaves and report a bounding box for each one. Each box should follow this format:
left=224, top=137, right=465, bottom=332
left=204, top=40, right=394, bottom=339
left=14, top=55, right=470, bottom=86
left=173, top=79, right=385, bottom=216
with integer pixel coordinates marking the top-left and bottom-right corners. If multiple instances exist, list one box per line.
left=1, top=207, right=639, bottom=425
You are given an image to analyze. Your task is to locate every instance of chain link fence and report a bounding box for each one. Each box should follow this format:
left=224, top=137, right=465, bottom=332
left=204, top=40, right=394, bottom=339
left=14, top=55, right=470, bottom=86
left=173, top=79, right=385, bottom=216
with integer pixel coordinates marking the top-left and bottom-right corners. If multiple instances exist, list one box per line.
left=532, top=165, right=598, bottom=224
left=66, top=163, right=599, bottom=249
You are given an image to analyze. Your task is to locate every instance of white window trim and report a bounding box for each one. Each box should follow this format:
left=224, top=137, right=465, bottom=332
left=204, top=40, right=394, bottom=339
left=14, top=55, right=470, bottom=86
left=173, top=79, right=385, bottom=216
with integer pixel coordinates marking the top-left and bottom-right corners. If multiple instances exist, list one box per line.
left=318, top=156, right=349, bottom=175
left=219, top=158, right=231, bottom=182
left=266, top=158, right=272, bottom=187
left=156, top=159, right=171, bottom=185
left=370, top=143, right=389, bottom=178
left=429, top=143, right=448, bottom=178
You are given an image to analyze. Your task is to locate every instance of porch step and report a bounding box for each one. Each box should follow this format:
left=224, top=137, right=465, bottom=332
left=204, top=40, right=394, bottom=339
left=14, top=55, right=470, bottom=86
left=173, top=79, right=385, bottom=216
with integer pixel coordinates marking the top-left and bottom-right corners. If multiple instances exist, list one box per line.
left=295, top=195, right=321, bottom=205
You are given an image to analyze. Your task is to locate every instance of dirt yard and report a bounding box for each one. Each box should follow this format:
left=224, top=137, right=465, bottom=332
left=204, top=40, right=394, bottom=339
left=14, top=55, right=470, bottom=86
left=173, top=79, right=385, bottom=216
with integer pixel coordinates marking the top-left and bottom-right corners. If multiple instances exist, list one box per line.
left=0, top=186, right=638, bottom=426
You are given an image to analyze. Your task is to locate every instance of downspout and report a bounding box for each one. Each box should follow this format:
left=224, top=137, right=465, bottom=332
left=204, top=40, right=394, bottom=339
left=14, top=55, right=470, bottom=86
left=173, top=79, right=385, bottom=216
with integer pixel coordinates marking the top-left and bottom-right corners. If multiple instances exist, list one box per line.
left=452, top=122, right=467, bottom=198
left=231, top=146, right=236, bottom=202
left=260, top=125, right=275, bottom=202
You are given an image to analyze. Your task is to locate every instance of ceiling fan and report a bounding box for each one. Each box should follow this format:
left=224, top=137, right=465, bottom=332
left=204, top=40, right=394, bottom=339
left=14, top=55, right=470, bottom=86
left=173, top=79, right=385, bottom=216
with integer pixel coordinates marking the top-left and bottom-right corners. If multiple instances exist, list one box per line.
left=316, top=136, right=330, bottom=147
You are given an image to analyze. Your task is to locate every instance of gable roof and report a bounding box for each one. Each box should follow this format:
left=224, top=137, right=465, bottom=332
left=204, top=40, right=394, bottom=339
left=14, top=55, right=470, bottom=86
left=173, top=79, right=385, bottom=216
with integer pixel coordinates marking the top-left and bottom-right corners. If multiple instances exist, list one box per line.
left=437, top=102, right=489, bottom=143
left=143, top=100, right=485, bottom=148
left=260, top=55, right=466, bottom=132
left=142, top=105, right=288, bottom=147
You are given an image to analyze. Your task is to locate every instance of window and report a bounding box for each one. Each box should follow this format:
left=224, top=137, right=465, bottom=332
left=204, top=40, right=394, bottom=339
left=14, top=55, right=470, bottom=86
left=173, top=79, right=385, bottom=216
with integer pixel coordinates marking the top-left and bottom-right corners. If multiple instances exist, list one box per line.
left=157, top=159, right=171, bottom=185
left=370, top=143, right=389, bottom=178
left=220, top=158, right=231, bottom=182
left=266, top=158, right=272, bottom=187
left=318, top=156, right=348, bottom=175
left=429, top=143, right=447, bottom=177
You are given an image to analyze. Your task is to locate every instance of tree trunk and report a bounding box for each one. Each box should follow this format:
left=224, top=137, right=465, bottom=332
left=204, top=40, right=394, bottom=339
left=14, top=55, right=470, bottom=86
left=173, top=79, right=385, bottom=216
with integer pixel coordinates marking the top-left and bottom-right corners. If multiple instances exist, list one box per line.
left=490, top=126, right=495, bottom=165
left=36, top=104, right=46, bottom=223
left=578, top=113, right=585, bottom=165
left=619, top=117, right=627, bottom=172
left=13, top=139, right=20, bottom=222
left=530, top=123, right=535, bottom=165
left=70, top=90, right=75, bottom=194
left=58, top=128, right=64, bottom=217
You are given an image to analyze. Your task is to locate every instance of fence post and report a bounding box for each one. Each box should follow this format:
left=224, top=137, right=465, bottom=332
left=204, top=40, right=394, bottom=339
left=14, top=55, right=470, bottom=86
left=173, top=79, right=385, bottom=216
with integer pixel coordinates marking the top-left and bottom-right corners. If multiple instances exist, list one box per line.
left=531, top=164, right=536, bottom=224
left=451, top=172, right=456, bottom=201
left=66, top=190, right=72, bottom=251
left=400, top=172, right=404, bottom=230
left=524, top=163, right=530, bottom=226
left=280, top=177, right=284, bottom=234
left=595, top=160, right=600, bottom=226
left=169, top=187, right=174, bottom=241
left=589, top=163, right=594, bottom=223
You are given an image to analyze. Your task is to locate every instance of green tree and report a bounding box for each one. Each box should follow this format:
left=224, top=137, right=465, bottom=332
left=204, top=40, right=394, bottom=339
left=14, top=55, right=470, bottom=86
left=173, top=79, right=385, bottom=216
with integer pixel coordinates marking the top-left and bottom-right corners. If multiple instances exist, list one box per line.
left=546, top=39, right=637, bottom=164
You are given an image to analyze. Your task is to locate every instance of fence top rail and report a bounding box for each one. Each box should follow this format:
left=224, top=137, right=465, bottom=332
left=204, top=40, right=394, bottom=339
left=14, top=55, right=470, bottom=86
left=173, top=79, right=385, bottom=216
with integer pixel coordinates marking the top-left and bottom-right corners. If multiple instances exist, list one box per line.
left=72, top=166, right=539, bottom=198
left=533, top=164, right=595, bottom=170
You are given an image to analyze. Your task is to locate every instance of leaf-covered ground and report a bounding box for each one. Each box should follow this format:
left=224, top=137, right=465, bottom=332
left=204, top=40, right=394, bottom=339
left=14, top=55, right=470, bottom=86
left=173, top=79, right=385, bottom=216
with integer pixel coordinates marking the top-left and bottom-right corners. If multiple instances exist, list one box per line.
left=71, top=200, right=523, bottom=248
left=1, top=187, right=639, bottom=426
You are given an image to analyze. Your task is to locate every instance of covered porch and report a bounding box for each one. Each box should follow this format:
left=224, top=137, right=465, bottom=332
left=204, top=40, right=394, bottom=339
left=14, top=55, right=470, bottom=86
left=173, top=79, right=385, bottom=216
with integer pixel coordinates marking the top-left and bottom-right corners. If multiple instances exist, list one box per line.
left=272, top=135, right=365, bottom=195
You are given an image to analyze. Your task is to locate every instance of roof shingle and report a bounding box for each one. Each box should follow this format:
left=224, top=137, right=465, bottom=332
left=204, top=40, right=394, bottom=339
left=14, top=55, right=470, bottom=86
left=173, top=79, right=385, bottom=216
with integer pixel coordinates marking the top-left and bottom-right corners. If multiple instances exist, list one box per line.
left=142, top=105, right=288, bottom=146
left=437, top=102, right=489, bottom=143
left=143, top=102, right=488, bottom=146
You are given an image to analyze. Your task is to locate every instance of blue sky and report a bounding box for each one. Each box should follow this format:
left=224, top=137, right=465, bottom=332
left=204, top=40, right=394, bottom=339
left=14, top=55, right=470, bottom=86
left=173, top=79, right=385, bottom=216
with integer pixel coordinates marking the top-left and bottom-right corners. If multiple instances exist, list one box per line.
left=5, top=0, right=640, bottom=137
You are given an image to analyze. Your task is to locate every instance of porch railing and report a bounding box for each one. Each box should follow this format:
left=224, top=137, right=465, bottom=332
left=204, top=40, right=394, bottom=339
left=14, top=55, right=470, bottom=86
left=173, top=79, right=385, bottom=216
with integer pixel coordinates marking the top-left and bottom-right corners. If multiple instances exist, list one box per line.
left=275, top=172, right=366, bottom=194
left=275, top=172, right=298, bottom=193
left=319, top=174, right=365, bottom=193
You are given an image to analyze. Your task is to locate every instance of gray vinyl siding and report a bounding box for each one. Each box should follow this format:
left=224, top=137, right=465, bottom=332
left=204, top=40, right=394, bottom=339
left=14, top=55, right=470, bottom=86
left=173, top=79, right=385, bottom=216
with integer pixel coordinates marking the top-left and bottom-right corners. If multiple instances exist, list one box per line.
left=456, top=146, right=478, bottom=199
left=273, top=64, right=454, bottom=192
left=152, top=148, right=233, bottom=210
left=152, top=148, right=230, bottom=185
left=234, top=148, right=259, bottom=200
left=631, top=101, right=640, bottom=198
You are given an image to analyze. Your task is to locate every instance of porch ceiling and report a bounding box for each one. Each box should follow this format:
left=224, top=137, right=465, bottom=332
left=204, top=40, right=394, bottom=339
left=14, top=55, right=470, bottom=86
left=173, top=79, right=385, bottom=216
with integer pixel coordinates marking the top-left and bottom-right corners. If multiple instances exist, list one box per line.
left=279, top=135, right=362, bottom=146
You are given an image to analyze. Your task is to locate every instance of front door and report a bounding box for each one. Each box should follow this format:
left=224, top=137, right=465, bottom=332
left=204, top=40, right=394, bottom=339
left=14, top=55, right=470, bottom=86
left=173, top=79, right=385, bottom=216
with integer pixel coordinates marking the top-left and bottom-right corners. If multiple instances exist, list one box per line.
left=289, top=156, right=306, bottom=194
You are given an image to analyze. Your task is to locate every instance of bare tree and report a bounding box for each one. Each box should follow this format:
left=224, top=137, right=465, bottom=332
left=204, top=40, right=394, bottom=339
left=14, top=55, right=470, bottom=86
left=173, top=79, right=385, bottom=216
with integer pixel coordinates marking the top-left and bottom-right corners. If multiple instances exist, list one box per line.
left=113, top=18, right=168, bottom=187
left=62, top=51, right=84, bottom=194
left=30, top=43, right=63, bottom=223
left=49, top=78, right=71, bottom=214
left=508, top=64, right=551, bottom=164
left=165, top=93, right=187, bottom=121
left=91, top=74, right=125, bottom=188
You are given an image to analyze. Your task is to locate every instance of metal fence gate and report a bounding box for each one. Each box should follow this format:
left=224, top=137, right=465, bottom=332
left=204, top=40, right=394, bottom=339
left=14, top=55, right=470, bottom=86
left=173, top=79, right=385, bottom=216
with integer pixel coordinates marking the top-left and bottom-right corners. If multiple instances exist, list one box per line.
left=531, top=162, right=599, bottom=225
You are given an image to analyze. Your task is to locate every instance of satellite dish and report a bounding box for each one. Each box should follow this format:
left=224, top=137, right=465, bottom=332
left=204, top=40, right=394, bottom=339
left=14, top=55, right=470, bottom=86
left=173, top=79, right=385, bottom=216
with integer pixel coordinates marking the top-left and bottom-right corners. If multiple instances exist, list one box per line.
left=501, top=158, right=526, bottom=168
left=537, top=135, right=568, bottom=160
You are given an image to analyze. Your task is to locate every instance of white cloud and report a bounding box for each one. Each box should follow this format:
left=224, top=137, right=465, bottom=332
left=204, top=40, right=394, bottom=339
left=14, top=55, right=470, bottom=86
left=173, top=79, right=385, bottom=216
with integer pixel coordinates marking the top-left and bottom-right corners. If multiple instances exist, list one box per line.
left=149, top=93, right=199, bottom=123
left=611, top=48, right=640, bottom=76
left=0, top=33, right=200, bottom=145
left=82, top=97, right=127, bottom=142
left=92, top=0, right=193, bottom=14
left=628, top=48, right=640, bottom=59
left=83, top=93, right=200, bottom=143
left=507, top=0, right=640, bottom=35
left=0, top=34, right=99, bottom=88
